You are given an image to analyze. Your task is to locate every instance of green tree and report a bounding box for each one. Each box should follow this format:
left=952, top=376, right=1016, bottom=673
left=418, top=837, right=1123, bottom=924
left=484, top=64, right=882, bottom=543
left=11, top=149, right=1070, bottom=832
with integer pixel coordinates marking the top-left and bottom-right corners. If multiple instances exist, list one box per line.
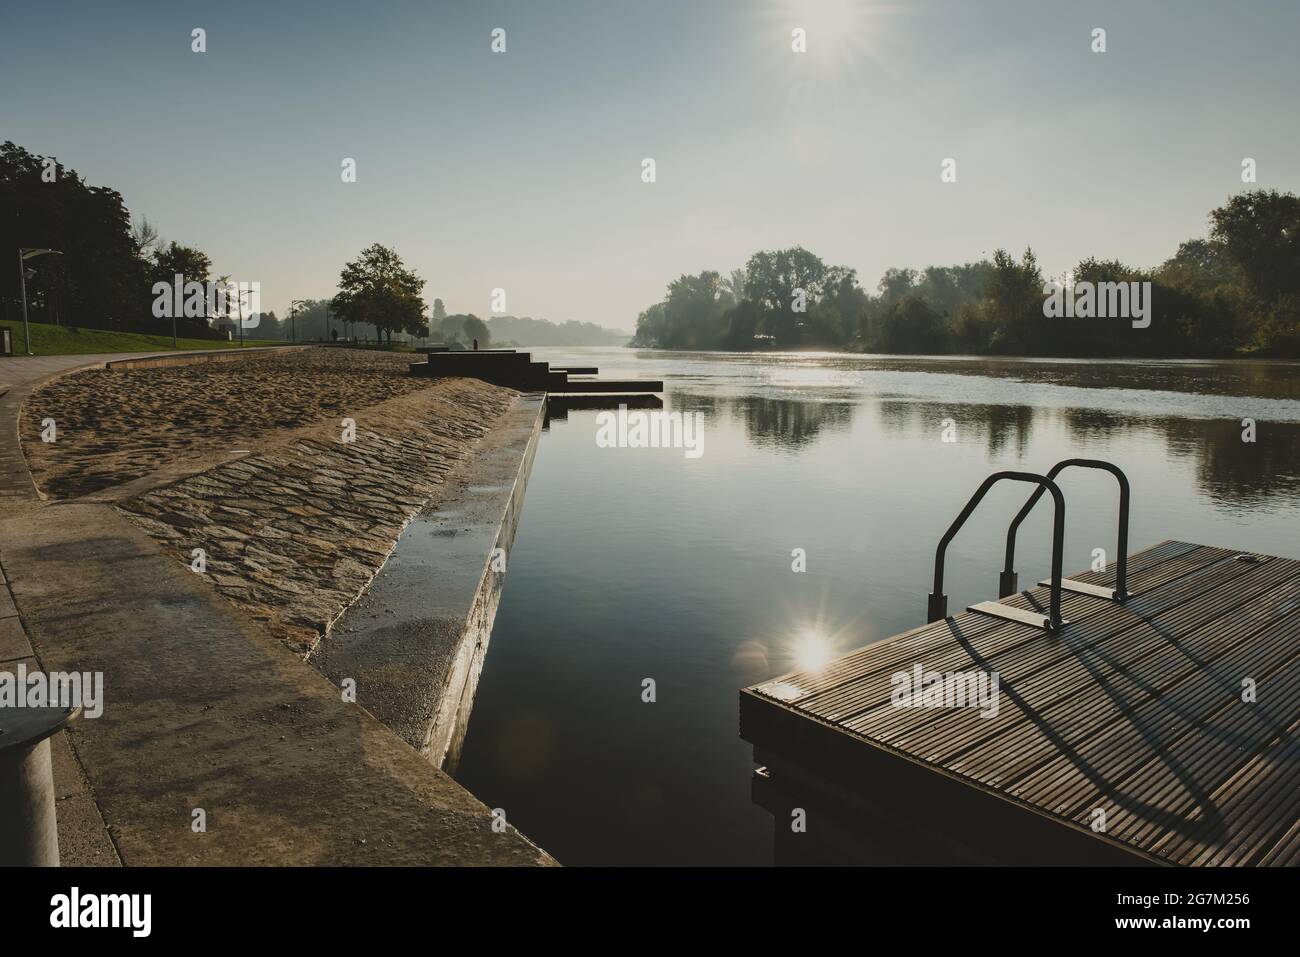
left=1, top=141, right=151, bottom=331
left=462, top=314, right=490, bottom=347
left=745, top=247, right=855, bottom=346
left=331, top=243, right=427, bottom=345
left=1210, top=189, right=1300, bottom=303
left=662, top=271, right=728, bottom=349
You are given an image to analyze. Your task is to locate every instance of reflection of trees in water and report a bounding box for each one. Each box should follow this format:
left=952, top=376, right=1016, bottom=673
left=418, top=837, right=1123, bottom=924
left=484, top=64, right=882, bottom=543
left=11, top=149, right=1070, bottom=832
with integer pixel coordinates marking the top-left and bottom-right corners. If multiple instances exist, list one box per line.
left=1161, top=418, right=1300, bottom=507
left=729, top=396, right=856, bottom=449
left=669, top=393, right=724, bottom=424
left=1061, top=409, right=1300, bottom=507
left=871, top=402, right=1299, bottom=507
left=870, top=358, right=1300, bottom=401
left=876, top=401, right=1034, bottom=459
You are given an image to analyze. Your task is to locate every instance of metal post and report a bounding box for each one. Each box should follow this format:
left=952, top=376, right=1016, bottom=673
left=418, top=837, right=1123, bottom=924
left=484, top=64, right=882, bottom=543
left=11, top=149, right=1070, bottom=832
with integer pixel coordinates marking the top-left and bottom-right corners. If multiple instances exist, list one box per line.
left=18, top=249, right=31, bottom=356
left=0, top=705, right=80, bottom=866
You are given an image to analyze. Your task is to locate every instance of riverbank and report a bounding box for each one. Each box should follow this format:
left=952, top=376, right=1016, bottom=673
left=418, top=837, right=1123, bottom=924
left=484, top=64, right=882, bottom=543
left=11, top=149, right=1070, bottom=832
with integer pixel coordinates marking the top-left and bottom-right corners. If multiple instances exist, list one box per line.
left=0, top=348, right=554, bottom=864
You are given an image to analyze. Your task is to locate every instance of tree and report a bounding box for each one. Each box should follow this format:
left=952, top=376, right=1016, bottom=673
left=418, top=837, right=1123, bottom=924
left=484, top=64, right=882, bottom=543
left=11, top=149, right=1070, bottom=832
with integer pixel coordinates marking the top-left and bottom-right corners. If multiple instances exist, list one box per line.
left=151, top=241, right=211, bottom=285
left=875, top=296, right=949, bottom=354
left=721, top=267, right=749, bottom=304
left=462, top=314, right=490, bottom=347
left=662, top=271, right=728, bottom=349
left=1, top=141, right=151, bottom=331
left=331, top=243, right=427, bottom=344
left=1210, top=189, right=1300, bottom=303
left=439, top=314, right=467, bottom=343
left=432, top=298, right=447, bottom=322
left=745, top=247, right=857, bottom=347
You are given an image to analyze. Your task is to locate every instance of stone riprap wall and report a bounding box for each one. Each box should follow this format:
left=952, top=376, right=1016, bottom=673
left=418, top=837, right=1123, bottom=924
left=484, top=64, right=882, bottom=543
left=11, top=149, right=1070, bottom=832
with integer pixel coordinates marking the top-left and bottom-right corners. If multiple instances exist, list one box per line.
left=20, top=350, right=517, bottom=653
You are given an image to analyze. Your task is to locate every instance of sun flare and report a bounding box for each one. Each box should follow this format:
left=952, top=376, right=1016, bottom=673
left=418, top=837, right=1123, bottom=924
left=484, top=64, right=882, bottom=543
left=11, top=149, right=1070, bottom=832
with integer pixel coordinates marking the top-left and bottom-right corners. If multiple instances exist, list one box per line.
left=793, top=631, right=834, bottom=672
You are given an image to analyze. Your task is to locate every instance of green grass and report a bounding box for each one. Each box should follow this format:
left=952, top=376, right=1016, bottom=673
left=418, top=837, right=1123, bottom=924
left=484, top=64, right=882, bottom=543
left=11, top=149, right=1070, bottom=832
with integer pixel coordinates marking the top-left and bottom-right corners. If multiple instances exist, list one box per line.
left=0, top=319, right=283, bottom=356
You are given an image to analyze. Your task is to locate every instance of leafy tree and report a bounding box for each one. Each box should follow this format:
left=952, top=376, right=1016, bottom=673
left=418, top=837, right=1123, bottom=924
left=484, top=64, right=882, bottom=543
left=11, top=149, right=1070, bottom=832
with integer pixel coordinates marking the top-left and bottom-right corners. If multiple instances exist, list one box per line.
left=662, top=271, right=728, bottom=349
left=874, top=296, right=949, bottom=354
left=462, top=314, right=490, bottom=347
left=1, top=141, right=151, bottom=331
left=331, top=243, right=427, bottom=344
left=630, top=302, right=668, bottom=347
left=439, top=314, right=469, bottom=343
left=745, top=247, right=855, bottom=346
left=1210, top=189, right=1300, bottom=303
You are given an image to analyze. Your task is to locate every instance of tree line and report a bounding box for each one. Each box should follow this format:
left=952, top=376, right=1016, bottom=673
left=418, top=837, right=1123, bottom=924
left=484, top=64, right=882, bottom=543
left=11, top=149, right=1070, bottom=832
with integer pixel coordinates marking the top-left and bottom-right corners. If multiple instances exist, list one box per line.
left=630, top=191, right=1300, bottom=358
left=2, top=141, right=466, bottom=346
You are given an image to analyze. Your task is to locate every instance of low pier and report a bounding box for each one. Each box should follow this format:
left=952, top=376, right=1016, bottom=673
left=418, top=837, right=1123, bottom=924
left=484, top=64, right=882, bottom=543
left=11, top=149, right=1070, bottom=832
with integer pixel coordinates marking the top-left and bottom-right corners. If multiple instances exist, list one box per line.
left=742, top=542, right=1300, bottom=866
left=741, top=464, right=1300, bottom=866
left=409, top=349, right=662, bottom=396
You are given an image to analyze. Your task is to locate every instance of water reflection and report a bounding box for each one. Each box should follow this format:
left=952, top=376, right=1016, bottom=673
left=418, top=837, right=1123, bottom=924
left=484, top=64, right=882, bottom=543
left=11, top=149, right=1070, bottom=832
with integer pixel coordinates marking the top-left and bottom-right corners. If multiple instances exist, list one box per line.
left=456, top=349, right=1300, bottom=866
left=1159, top=417, right=1300, bottom=506
left=730, top=396, right=854, bottom=450
left=673, top=393, right=855, bottom=450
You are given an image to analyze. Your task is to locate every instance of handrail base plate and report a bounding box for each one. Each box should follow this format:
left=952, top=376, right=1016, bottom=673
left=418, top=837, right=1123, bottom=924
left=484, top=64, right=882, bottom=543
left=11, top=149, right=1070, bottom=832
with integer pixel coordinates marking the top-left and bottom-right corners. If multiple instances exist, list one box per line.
left=1038, top=578, right=1122, bottom=601
left=968, top=600, right=1065, bottom=631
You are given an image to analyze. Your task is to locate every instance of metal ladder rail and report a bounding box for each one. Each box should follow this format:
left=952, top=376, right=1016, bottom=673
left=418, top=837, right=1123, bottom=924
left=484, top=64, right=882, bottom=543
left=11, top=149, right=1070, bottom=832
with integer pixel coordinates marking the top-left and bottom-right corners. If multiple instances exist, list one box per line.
left=1000, top=459, right=1130, bottom=603
left=928, top=471, right=1067, bottom=632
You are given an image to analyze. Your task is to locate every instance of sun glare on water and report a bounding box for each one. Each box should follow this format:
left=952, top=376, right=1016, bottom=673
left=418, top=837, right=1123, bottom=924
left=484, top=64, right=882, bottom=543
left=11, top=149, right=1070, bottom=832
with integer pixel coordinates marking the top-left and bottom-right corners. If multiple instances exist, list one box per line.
left=793, top=631, right=834, bottom=672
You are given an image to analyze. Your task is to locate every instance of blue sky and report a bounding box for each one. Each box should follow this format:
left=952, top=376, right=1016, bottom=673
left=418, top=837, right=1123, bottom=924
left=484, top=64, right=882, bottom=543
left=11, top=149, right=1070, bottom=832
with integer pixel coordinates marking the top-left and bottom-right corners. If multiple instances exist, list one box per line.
left=4, top=0, right=1298, bottom=328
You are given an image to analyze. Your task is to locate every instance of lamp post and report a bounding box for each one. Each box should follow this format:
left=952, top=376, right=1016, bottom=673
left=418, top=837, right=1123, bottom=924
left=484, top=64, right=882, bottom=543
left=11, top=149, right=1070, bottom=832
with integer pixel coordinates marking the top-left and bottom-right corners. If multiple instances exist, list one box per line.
left=289, top=299, right=304, bottom=344
left=17, top=248, right=63, bottom=356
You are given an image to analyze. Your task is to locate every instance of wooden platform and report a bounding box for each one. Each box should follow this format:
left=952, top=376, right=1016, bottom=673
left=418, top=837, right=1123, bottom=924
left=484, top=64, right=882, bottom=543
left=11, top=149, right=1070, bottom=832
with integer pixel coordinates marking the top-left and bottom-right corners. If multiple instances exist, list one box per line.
left=740, top=541, right=1300, bottom=866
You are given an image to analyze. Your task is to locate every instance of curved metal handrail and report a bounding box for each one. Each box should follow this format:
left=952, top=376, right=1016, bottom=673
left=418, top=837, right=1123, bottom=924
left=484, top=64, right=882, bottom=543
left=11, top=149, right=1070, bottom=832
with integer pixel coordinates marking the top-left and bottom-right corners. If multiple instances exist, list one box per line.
left=1000, top=459, right=1129, bottom=601
left=928, top=471, right=1065, bottom=629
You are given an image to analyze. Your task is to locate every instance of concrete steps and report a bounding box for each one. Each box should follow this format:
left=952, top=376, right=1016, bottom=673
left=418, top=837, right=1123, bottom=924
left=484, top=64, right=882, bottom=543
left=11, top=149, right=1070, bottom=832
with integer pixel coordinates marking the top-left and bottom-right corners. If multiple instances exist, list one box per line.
left=409, top=350, right=662, bottom=394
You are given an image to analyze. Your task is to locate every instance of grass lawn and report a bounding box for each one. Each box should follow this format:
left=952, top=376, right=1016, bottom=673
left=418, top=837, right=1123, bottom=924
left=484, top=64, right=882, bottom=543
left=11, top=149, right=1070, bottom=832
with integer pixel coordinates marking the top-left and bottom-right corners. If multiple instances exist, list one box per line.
left=0, top=319, right=284, bottom=356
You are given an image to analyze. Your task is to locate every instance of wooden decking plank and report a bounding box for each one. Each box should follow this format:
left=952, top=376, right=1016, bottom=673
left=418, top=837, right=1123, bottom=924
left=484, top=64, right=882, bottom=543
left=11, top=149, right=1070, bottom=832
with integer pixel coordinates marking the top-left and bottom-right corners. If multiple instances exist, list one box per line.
left=765, top=541, right=1204, bottom=705
left=1126, top=630, right=1300, bottom=860
left=1019, top=596, right=1300, bottom=822
left=1181, top=719, right=1300, bottom=865
left=936, top=560, right=1300, bottom=779
left=830, top=552, right=1282, bottom=746
left=789, top=544, right=1238, bottom=724
left=1109, top=653, right=1300, bottom=859
left=739, top=541, right=1300, bottom=865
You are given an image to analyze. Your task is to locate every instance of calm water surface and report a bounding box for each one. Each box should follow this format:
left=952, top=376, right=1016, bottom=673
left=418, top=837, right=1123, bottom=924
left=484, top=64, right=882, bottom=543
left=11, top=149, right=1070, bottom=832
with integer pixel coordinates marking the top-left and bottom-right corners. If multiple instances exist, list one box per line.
left=454, top=348, right=1300, bottom=865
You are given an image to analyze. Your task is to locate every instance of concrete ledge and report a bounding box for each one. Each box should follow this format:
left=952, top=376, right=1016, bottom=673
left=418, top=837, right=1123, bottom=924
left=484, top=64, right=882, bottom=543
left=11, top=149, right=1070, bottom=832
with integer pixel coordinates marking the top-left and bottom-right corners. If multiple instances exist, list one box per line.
left=311, top=394, right=545, bottom=769
left=103, top=345, right=309, bottom=371
left=0, top=502, right=554, bottom=865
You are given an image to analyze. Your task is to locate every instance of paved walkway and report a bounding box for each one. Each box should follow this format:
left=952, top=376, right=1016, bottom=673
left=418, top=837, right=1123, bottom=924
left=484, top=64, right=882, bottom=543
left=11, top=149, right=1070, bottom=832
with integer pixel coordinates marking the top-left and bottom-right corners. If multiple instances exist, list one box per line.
left=0, top=351, right=554, bottom=865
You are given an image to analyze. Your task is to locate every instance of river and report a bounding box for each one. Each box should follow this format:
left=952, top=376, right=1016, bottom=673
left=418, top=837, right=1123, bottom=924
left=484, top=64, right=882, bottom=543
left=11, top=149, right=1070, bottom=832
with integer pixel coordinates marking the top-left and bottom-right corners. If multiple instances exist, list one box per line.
left=454, top=348, right=1300, bottom=865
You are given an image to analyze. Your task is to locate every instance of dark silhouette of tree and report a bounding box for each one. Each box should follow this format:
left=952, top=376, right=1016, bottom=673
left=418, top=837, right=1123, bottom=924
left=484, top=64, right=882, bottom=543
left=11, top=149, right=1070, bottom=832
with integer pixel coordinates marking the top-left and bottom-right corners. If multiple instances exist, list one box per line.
left=1, top=141, right=152, bottom=331
left=331, top=243, right=427, bottom=345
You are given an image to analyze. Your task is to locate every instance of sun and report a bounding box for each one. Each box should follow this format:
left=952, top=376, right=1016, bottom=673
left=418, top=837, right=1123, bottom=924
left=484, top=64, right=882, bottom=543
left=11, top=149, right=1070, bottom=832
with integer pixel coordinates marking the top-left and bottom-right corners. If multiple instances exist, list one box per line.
left=765, top=0, right=904, bottom=86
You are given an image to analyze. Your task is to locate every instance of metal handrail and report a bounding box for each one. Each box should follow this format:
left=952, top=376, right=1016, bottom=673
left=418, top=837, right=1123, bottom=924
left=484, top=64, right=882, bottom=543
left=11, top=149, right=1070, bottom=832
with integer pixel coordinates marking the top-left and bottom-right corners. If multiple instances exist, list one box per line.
left=1000, top=459, right=1130, bottom=601
left=928, top=471, right=1066, bottom=629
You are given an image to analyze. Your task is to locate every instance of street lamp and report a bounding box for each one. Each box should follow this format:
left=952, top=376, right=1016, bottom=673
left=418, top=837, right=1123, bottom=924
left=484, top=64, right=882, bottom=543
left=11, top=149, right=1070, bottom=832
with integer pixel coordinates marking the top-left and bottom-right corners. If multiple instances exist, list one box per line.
left=17, top=248, right=63, bottom=356
left=289, top=299, right=305, bottom=344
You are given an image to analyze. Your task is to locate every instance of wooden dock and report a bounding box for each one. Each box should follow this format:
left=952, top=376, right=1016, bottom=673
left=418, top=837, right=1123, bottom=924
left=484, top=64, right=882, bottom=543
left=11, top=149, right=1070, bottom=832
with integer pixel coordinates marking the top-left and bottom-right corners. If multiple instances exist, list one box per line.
left=741, top=540, right=1300, bottom=866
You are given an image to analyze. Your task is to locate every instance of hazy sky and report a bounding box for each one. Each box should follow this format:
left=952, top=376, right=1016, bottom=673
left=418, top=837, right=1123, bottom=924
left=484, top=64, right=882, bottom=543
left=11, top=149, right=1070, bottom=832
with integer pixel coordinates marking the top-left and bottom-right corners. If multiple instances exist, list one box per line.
left=4, top=0, right=1298, bottom=328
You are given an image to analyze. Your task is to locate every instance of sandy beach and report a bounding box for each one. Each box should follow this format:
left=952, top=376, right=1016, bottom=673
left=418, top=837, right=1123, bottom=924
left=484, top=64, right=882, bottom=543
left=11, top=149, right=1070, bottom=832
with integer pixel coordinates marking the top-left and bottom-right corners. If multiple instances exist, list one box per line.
left=20, top=348, right=518, bottom=651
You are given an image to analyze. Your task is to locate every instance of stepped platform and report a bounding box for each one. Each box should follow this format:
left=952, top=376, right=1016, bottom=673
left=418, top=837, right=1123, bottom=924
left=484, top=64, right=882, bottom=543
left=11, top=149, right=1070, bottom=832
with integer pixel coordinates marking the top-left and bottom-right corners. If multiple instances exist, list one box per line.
left=409, top=350, right=661, bottom=395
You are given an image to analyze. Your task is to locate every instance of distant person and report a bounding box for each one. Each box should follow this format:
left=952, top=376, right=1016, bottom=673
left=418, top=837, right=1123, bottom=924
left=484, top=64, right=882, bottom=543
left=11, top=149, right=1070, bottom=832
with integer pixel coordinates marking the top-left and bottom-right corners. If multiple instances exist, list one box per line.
left=331, top=329, right=338, bottom=342
left=473, top=338, right=479, bottom=351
